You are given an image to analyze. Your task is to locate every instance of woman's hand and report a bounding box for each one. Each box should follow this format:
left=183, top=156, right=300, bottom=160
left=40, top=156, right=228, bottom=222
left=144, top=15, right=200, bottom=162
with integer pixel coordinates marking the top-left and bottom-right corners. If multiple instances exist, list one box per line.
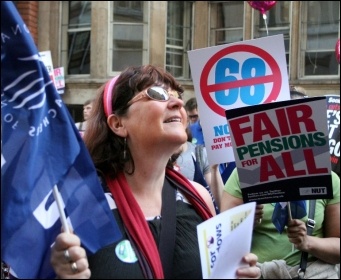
left=50, top=232, right=91, bottom=279
left=286, top=219, right=308, bottom=251
left=236, top=253, right=261, bottom=279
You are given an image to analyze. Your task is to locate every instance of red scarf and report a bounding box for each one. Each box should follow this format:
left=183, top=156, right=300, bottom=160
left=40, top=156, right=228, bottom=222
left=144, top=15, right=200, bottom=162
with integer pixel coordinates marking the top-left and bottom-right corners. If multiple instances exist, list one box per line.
left=105, top=168, right=213, bottom=279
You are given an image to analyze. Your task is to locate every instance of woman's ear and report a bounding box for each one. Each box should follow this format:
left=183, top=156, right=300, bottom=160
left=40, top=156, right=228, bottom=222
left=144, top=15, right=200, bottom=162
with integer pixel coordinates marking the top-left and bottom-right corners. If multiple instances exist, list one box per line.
left=107, top=114, right=127, bottom=137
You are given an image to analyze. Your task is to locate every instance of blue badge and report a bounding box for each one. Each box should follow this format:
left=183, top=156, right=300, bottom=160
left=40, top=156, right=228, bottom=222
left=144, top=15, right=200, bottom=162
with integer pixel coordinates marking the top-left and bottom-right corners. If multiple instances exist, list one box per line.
left=115, top=240, right=138, bottom=263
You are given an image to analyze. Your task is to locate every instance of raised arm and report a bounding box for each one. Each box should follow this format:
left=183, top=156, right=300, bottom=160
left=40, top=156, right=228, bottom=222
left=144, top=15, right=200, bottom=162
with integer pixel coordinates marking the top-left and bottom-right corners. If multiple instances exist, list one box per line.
left=204, top=164, right=224, bottom=209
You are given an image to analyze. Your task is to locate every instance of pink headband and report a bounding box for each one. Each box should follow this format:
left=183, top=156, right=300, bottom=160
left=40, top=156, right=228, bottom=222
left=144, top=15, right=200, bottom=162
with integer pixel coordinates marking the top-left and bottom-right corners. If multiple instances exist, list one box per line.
left=103, top=76, right=120, bottom=117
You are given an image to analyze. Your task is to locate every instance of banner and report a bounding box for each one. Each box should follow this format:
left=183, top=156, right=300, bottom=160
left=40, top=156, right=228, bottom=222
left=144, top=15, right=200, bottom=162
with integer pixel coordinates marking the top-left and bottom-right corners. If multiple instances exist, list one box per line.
left=225, top=97, right=333, bottom=204
left=1, top=2, right=121, bottom=278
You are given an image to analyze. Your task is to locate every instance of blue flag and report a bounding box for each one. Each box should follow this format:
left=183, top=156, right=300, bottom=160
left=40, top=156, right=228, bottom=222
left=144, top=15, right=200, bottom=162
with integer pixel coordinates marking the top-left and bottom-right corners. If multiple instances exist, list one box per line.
left=219, top=162, right=236, bottom=184
left=1, top=2, right=121, bottom=278
left=272, top=201, right=307, bottom=234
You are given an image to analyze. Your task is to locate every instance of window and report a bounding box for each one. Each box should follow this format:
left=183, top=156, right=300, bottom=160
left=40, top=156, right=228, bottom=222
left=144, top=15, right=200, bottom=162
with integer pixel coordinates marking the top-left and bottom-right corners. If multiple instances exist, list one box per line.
left=166, top=1, right=193, bottom=79
left=300, top=1, right=339, bottom=77
left=65, top=1, right=92, bottom=75
left=252, top=1, right=291, bottom=69
left=209, top=1, right=244, bottom=46
left=111, top=1, right=149, bottom=72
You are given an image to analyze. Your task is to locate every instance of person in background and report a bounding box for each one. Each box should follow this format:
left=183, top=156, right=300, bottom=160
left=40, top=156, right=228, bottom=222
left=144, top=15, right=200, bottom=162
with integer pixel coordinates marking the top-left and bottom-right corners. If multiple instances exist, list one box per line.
left=171, top=127, right=223, bottom=214
left=75, top=99, right=94, bottom=136
left=290, top=85, right=340, bottom=277
left=289, top=85, right=308, bottom=99
left=185, top=97, right=235, bottom=184
left=220, top=89, right=340, bottom=279
left=221, top=170, right=340, bottom=278
left=185, top=97, right=205, bottom=146
left=50, top=65, right=261, bottom=279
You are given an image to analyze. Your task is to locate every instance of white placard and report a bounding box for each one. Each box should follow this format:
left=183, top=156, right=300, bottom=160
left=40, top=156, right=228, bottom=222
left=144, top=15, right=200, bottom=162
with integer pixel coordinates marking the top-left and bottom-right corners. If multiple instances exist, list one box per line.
left=188, top=34, right=290, bottom=165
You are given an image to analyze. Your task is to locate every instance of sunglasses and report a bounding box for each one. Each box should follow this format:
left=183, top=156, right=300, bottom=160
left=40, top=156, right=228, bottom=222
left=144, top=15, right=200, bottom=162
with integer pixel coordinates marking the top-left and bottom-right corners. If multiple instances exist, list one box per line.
left=127, top=86, right=182, bottom=106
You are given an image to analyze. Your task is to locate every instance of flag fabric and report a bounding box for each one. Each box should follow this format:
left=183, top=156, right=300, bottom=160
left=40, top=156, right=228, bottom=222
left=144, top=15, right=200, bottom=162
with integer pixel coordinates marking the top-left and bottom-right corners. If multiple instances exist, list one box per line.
left=219, top=161, right=236, bottom=184
left=272, top=201, right=307, bottom=234
left=1, top=1, right=121, bottom=278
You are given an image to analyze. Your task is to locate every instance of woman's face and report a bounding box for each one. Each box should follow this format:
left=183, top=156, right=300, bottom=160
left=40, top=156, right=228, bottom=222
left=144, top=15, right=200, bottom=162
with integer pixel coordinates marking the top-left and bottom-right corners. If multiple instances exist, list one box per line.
left=123, top=86, right=188, bottom=153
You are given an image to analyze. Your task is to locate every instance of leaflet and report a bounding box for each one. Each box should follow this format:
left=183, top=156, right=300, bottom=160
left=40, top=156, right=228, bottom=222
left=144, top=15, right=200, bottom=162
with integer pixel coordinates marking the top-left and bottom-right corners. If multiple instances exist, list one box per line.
left=197, top=202, right=255, bottom=279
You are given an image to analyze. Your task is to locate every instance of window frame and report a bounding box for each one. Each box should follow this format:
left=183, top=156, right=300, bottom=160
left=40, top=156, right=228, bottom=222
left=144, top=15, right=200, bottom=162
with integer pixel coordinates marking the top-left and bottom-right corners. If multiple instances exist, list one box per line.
left=61, top=1, right=92, bottom=77
left=208, top=1, right=245, bottom=47
left=251, top=1, right=292, bottom=75
left=165, top=1, right=193, bottom=80
left=109, top=1, right=150, bottom=74
left=298, top=1, right=340, bottom=79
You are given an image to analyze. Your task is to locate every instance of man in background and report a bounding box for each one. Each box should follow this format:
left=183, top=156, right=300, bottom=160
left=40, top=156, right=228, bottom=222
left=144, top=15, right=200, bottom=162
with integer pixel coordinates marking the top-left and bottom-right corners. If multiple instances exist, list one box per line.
left=289, top=85, right=308, bottom=99
left=185, top=97, right=235, bottom=184
left=75, top=99, right=94, bottom=137
left=185, top=97, right=205, bottom=146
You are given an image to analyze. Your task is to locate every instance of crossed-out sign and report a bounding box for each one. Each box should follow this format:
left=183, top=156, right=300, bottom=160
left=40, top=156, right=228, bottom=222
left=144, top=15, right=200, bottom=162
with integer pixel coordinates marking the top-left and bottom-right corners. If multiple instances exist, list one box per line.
left=188, top=34, right=290, bottom=165
left=200, top=44, right=282, bottom=117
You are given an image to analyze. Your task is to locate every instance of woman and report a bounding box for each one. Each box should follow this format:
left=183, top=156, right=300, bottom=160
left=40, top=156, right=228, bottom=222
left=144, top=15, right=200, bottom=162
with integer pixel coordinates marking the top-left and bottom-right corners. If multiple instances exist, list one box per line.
left=221, top=89, right=340, bottom=278
left=221, top=169, right=340, bottom=278
left=50, top=65, right=260, bottom=279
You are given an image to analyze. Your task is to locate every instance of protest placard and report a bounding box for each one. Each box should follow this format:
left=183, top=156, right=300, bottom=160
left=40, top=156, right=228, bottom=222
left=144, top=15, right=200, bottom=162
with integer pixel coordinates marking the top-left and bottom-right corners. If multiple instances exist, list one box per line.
left=188, top=34, right=290, bottom=165
left=326, top=94, right=340, bottom=176
left=225, top=97, right=333, bottom=204
left=54, top=67, right=65, bottom=94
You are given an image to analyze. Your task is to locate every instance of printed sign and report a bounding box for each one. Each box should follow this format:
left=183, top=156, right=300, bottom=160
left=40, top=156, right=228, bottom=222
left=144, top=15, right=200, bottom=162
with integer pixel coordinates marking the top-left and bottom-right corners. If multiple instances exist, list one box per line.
left=326, top=95, right=340, bottom=176
left=39, top=50, right=55, bottom=86
left=54, top=67, right=65, bottom=94
left=188, top=35, right=290, bottom=165
left=225, top=97, right=333, bottom=204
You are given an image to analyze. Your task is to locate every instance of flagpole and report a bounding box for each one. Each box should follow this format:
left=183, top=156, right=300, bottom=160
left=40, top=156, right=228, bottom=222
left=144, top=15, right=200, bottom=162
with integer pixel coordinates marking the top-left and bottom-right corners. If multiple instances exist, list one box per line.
left=287, top=202, right=295, bottom=252
left=52, top=185, right=70, bottom=234
left=287, top=201, right=292, bottom=220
